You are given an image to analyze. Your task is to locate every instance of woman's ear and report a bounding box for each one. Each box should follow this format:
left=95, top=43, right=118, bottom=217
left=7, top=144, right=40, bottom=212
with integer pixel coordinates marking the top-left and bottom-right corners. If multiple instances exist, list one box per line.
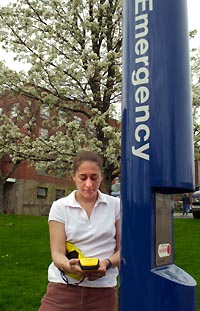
left=72, top=173, right=75, bottom=182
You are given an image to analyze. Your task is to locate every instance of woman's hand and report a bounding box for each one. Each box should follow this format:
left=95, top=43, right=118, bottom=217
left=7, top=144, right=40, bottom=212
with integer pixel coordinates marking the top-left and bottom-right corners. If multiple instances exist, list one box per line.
left=66, top=258, right=86, bottom=276
left=85, top=259, right=108, bottom=281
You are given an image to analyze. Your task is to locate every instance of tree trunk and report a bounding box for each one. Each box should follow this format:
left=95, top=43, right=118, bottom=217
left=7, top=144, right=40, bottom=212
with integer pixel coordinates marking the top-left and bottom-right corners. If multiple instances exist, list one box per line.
left=101, top=171, right=112, bottom=195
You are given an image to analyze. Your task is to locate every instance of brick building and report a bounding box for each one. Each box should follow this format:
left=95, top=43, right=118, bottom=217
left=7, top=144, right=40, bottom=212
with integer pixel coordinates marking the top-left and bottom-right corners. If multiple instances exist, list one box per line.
left=0, top=91, right=119, bottom=215
left=2, top=156, right=73, bottom=215
left=0, top=92, right=76, bottom=215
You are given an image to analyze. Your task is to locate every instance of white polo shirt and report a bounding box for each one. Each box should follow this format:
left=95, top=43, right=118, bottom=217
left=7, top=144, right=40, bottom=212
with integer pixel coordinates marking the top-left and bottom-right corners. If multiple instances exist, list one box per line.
left=47, top=190, right=120, bottom=287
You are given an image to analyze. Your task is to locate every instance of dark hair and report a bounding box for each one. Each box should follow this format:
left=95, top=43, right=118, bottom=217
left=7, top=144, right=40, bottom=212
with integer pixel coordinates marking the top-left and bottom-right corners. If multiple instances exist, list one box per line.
left=73, top=151, right=103, bottom=173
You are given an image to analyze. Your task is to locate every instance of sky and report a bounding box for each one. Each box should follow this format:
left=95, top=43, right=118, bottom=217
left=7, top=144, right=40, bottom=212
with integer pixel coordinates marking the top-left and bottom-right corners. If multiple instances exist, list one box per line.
left=0, top=0, right=199, bottom=70
left=187, top=0, right=200, bottom=48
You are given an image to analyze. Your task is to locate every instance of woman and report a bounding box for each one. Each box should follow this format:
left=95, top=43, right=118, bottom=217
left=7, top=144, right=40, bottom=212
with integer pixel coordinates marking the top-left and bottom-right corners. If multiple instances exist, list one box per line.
left=39, top=151, right=120, bottom=311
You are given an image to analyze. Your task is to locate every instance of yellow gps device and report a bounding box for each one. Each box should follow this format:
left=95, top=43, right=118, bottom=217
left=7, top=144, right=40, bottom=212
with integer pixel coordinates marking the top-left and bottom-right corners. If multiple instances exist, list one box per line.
left=79, top=258, right=99, bottom=270
left=65, top=242, right=99, bottom=278
left=65, top=242, right=84, bottom=280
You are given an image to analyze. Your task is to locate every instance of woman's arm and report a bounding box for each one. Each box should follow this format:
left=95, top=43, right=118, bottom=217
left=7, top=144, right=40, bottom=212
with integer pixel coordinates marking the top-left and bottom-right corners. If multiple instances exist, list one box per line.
left=49, top=220, right=83, bottom=275
left=104, top=218, right=120, bottom=269
left=49, top=220, right=67, bottom=269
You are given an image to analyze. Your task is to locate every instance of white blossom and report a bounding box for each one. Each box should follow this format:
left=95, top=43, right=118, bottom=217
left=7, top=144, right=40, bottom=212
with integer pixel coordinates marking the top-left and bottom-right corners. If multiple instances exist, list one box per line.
left=0, top=0, right=122, bottom=185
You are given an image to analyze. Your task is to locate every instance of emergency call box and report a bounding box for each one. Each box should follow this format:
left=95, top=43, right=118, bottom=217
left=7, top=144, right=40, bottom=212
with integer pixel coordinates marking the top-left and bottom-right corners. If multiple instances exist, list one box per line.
left=155, top=193, right=173, bottom=267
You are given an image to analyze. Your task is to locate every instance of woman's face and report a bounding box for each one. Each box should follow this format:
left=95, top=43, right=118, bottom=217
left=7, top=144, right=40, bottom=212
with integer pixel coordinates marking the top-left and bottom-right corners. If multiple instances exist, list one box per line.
left=72, top=161, right=103, bottom=201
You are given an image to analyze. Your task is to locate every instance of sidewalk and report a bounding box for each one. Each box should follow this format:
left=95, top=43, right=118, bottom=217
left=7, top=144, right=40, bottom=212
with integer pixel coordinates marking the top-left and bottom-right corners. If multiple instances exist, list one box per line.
left=173, top=212, right=193, bottom=218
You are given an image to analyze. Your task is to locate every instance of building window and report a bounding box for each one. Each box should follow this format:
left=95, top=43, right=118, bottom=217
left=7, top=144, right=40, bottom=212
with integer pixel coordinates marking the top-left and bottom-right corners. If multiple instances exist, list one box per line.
left=11, top=102, right=19, bottom=118
left=56, top=189, right=65, bottom=200
left=37, top=187, right=48, bottom=198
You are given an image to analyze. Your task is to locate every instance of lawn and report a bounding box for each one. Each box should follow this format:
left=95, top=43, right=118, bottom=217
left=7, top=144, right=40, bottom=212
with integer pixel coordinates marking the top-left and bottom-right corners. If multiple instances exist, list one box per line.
left=174, top=218, right=200, bottom=310
left=0, top=215, right=199, bottom=310
left=0, top=215, right=51, bottom=311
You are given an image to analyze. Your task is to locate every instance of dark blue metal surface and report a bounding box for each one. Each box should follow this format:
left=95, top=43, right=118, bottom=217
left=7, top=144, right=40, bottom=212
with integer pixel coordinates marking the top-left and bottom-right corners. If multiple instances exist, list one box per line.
left=120, top=0, right=197, bottom=310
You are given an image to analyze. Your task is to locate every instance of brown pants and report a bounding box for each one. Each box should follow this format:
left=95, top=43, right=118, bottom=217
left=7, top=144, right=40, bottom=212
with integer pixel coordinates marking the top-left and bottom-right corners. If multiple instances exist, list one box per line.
left=39, top=282, right=117, bottom=311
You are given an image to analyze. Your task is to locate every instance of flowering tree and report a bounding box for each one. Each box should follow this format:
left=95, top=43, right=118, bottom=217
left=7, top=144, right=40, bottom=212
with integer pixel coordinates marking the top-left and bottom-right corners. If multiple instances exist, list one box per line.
left=0, top=0, right=122, bottom=209
left=190, top=30, right=200, bottom=161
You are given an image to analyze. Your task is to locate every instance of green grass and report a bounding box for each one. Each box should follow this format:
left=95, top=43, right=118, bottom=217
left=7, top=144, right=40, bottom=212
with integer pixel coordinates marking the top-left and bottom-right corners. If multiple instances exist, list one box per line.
left=0, top=215, right=199, bottom=310
left=0, top=215, right=51, bottom=311
left=174, top=218, right=200, bottom=309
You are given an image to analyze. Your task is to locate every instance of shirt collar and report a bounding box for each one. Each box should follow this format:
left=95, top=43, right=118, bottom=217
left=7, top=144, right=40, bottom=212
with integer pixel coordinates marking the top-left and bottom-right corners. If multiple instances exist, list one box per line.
left=64, top=190, right=108, bottom=207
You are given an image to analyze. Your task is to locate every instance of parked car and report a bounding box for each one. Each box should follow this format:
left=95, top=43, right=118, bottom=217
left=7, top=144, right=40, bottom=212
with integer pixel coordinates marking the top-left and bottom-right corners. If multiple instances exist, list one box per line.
left=192, top=190, right=200, bottom=219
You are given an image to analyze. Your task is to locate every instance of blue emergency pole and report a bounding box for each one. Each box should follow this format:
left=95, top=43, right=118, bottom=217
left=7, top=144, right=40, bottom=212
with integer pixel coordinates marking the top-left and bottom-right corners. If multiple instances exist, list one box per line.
left=120, top=0, right=197, bottom=310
